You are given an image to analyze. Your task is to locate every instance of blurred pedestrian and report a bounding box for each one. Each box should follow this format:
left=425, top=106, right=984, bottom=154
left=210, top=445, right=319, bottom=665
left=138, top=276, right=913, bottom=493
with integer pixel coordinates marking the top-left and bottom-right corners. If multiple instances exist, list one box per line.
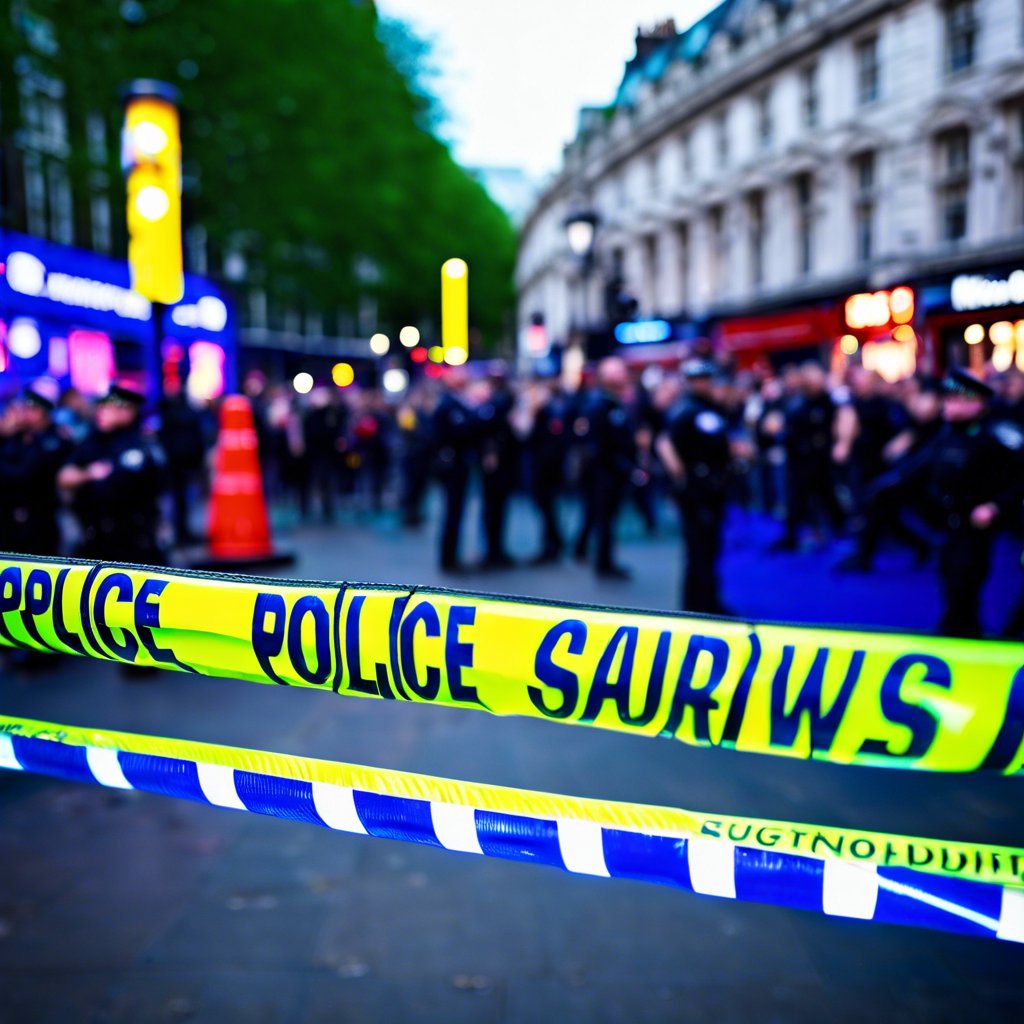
left=773, top=362, right=844, bottom=550
left=523, top=379, right=570, bottom=563
left=477, top=363, right=516, bottom=567
left=432, top=367, right=477, bottom=571
left=575, top=356, right=636, bottom=578
left=868, top=369, right=1024, bottom=637
left=0, top=379, right=70, bottom=557
left=303, top=387, right=346, bottom=522
left=397, top=386, right=435, bottom=528
left=58, top=381, right=167, bottom=566
left=657, top=361, right=734, bottom=614
left=158, top=378, right=206, bottom=545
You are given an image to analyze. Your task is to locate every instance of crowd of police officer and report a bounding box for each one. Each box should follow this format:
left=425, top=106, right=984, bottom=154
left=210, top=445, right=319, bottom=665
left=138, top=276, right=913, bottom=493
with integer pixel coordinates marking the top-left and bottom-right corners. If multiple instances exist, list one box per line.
left=1, top=357, right=1022, bottom=640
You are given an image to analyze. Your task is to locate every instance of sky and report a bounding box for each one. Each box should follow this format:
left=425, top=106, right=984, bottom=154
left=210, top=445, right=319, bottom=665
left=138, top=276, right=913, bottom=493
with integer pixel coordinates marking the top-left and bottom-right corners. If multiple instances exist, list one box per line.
left=377, top=0, right=719, bottom=181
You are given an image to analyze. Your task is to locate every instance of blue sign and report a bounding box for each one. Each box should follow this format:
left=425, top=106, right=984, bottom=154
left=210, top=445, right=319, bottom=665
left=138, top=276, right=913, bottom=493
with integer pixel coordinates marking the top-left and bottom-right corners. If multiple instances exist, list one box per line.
left=0, top=229, right=232, bottom=341
left=614, top=319, right=672, bottom=345
left=0, top=229, right=236, bottom=397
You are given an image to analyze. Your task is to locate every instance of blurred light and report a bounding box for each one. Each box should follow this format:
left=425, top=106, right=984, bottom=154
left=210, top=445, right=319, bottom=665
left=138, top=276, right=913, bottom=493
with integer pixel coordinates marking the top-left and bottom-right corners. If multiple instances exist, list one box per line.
left=441, top=258, right=467, bottom=280
left=963, top=323, right=985, bottom=345
left=862, top=338, right=916, bottom=383
left=6, top=251, right=46, bottom=296
left=68, top=330, right=115, bottom=396
left=1016, top=320, right=1024, bottom=346
left=615, top=320, right=671, bottom=344
left=293, top=372, right=314, bottom=394
left=444, top=345, right=468, bottom=366
left=48, top=336, right=69, bottom=378
left=370, top=332, right=390, bottom=355
left=566, top=220, right=595, bottom=257
left=382, top=368, right=409, bottom=394
left=845, top=291, right=892, bottom=330
left=990, top=321, right=1013, bottom=345
left=992, top=345, right=1013, bottom=372
left=132, top=120, right=169, bottom=156
left=562, top=345, right=585, bottom=390
left=187, top=341, right=225, bottom=401
left=425, top=363, right=444, bottom=379
left=399, top=325, right=420, bottom=347
left=892, top=324, right=916, bottom=343
left=889, top=286, right=915, bottom=324
left=331, top=362, right=355, bottom=388
left=410, top=347, right=428, bottom=364
left=839, top=334, right=859, bottom=355
left=171, top=295, right=228, bottom=331
left=525, top=323, right=548, bottom=357
left=135, top=185, right=171, bottom=221
left=428, top=345, right=444, bottom=363
left=8, top=318, right=41, bottom=359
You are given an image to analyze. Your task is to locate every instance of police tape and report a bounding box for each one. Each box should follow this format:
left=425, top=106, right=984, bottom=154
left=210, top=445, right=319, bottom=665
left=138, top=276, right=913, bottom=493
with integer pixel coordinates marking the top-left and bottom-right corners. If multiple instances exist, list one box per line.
left=0, top=554, right=1022, bottom=775
left=1, top=714, right=1021, bottom=943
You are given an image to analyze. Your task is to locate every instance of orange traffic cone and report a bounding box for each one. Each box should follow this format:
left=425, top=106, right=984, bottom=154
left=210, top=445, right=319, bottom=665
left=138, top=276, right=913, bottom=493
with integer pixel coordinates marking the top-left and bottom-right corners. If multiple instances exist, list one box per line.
left=192, top=395, right=293, bottom=569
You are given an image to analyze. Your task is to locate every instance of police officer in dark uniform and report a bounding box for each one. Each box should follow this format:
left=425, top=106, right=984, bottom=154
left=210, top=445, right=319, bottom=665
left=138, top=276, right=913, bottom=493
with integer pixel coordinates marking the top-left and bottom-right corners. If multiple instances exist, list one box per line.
left=775, top=362, right=844, bottom=549
left=657, top=360, right=734, bottom=613
left=576, top=356, right=636, bottom=578
left=527, top=381, right=571, bottom=563
left=432, top=368, right=478, bottom=572
left=870, top=368, right=1024, bottom=637
left=58, top=381, right=167, bottom=565
left=477, top=363, right=516, bottom=568
left=0, top=380, right=70, bottom=556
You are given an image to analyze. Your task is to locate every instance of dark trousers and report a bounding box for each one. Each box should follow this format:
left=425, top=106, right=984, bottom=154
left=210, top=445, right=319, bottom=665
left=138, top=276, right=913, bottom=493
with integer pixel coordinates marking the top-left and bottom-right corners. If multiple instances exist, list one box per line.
left=591, top=471, right=624, bottom=571
left=481, top=469, right=510, bottom=562
left=439, top=467, right=469, bottom=568
left=679, top=494, right=726, bottom=613
left=167, top=463, right=198, bottom=544
left=784, top=461, right=844, bottom=543
left=851, top=486, right=930, bottom=566
left=401, top=456, right=430, bottom=526
left=938, top=528, right=993, bottom=638
left=533, top=474, right=563, bottom=558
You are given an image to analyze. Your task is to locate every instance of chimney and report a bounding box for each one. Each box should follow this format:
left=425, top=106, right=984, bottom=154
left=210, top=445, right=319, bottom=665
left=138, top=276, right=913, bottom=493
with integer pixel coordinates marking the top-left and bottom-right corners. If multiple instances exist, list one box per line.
left=633, top=18, right=677, bottom=62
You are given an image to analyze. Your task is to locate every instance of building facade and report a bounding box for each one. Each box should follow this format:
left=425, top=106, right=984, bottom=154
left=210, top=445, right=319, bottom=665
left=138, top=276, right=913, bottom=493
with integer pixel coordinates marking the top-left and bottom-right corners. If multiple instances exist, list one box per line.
left=517, top=0, right=1024, bottom=377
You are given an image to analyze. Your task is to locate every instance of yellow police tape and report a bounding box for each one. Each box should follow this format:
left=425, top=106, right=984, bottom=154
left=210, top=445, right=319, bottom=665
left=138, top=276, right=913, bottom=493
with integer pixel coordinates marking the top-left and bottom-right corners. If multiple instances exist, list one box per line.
left=0, top=554, right=1021, bottom=775
left=2, top=712, right=1022, bottom=889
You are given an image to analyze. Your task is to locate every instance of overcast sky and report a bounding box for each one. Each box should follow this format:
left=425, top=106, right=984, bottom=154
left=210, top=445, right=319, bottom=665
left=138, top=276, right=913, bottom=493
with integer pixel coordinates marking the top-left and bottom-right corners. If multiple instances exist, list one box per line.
left=377, top=1, right=718, bottom=180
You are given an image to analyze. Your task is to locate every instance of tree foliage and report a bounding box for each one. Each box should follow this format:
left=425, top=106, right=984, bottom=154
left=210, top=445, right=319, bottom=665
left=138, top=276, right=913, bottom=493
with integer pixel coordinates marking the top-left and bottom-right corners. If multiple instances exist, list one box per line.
left=19, top=0, right=516, bottom=347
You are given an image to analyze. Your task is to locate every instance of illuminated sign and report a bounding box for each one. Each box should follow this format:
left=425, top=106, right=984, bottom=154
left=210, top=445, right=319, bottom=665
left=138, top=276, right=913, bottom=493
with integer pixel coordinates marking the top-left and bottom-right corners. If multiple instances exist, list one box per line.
left=844, top=288, right=914, bottom=330
left=5, top=250, right=151, bottom=320
left=614, top=320, right=672, bottom=345
left=951, top=270, right=1024, bottom=312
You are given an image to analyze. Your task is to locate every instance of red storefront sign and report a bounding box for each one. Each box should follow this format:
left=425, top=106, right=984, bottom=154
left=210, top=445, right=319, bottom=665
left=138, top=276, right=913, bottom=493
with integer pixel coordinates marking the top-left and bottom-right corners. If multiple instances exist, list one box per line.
left=718, top=307, right=840, bottom=354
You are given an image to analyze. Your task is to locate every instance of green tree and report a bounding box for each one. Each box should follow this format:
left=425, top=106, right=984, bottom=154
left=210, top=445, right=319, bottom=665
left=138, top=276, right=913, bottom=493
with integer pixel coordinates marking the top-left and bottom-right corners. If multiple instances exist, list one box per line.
left=14, top=0, right=516, bottom=348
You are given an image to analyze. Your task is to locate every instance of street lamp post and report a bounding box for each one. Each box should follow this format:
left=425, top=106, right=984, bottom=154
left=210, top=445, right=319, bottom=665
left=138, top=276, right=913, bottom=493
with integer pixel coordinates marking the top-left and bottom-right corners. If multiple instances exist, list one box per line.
left=563, top=209, right=600, bottom=376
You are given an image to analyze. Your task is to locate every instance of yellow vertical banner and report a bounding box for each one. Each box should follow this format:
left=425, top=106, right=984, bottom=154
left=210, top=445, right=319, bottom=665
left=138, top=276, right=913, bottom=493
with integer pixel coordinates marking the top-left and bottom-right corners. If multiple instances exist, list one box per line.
left=441, top=257, right=468, bottom=356
left=124, top=89, right=184, bottom=304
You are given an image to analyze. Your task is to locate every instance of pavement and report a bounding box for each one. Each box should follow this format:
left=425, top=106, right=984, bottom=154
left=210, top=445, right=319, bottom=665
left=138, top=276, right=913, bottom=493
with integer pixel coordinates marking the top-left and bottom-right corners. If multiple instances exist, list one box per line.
left=0, top=491, right=1022, bottom=1023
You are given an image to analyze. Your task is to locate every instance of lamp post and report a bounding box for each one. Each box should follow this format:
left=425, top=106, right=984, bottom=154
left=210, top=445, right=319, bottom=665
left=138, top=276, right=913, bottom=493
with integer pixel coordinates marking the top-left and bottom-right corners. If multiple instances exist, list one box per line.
left=563, top=209, right=600, bottom=378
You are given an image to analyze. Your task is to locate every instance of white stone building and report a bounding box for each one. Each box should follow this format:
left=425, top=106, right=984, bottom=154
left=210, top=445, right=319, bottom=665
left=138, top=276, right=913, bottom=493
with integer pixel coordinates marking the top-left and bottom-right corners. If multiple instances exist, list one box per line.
left=517, top=0, right=1024, bottom=375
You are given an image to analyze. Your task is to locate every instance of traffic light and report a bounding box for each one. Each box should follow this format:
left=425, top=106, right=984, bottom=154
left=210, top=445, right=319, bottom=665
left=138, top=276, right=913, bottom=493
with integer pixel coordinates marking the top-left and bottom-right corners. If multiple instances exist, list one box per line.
left=123, top=83, right=183, bottom=304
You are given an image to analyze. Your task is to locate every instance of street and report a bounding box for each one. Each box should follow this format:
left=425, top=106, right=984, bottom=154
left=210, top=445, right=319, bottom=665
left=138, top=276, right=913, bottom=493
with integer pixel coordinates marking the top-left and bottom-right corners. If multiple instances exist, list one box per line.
left=0, top=495, right=1021, bottom=1023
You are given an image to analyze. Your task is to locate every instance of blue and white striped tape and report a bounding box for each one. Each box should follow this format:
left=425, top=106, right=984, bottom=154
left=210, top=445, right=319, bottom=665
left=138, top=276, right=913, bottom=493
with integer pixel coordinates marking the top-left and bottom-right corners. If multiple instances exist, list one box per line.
left=2, top=732, right=1021, bottom=944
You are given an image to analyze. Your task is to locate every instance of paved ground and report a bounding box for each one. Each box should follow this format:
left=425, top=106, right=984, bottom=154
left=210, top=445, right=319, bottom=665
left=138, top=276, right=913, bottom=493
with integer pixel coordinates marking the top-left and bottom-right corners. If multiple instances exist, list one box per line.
left=0, top=492, right=1021, bottom=1023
